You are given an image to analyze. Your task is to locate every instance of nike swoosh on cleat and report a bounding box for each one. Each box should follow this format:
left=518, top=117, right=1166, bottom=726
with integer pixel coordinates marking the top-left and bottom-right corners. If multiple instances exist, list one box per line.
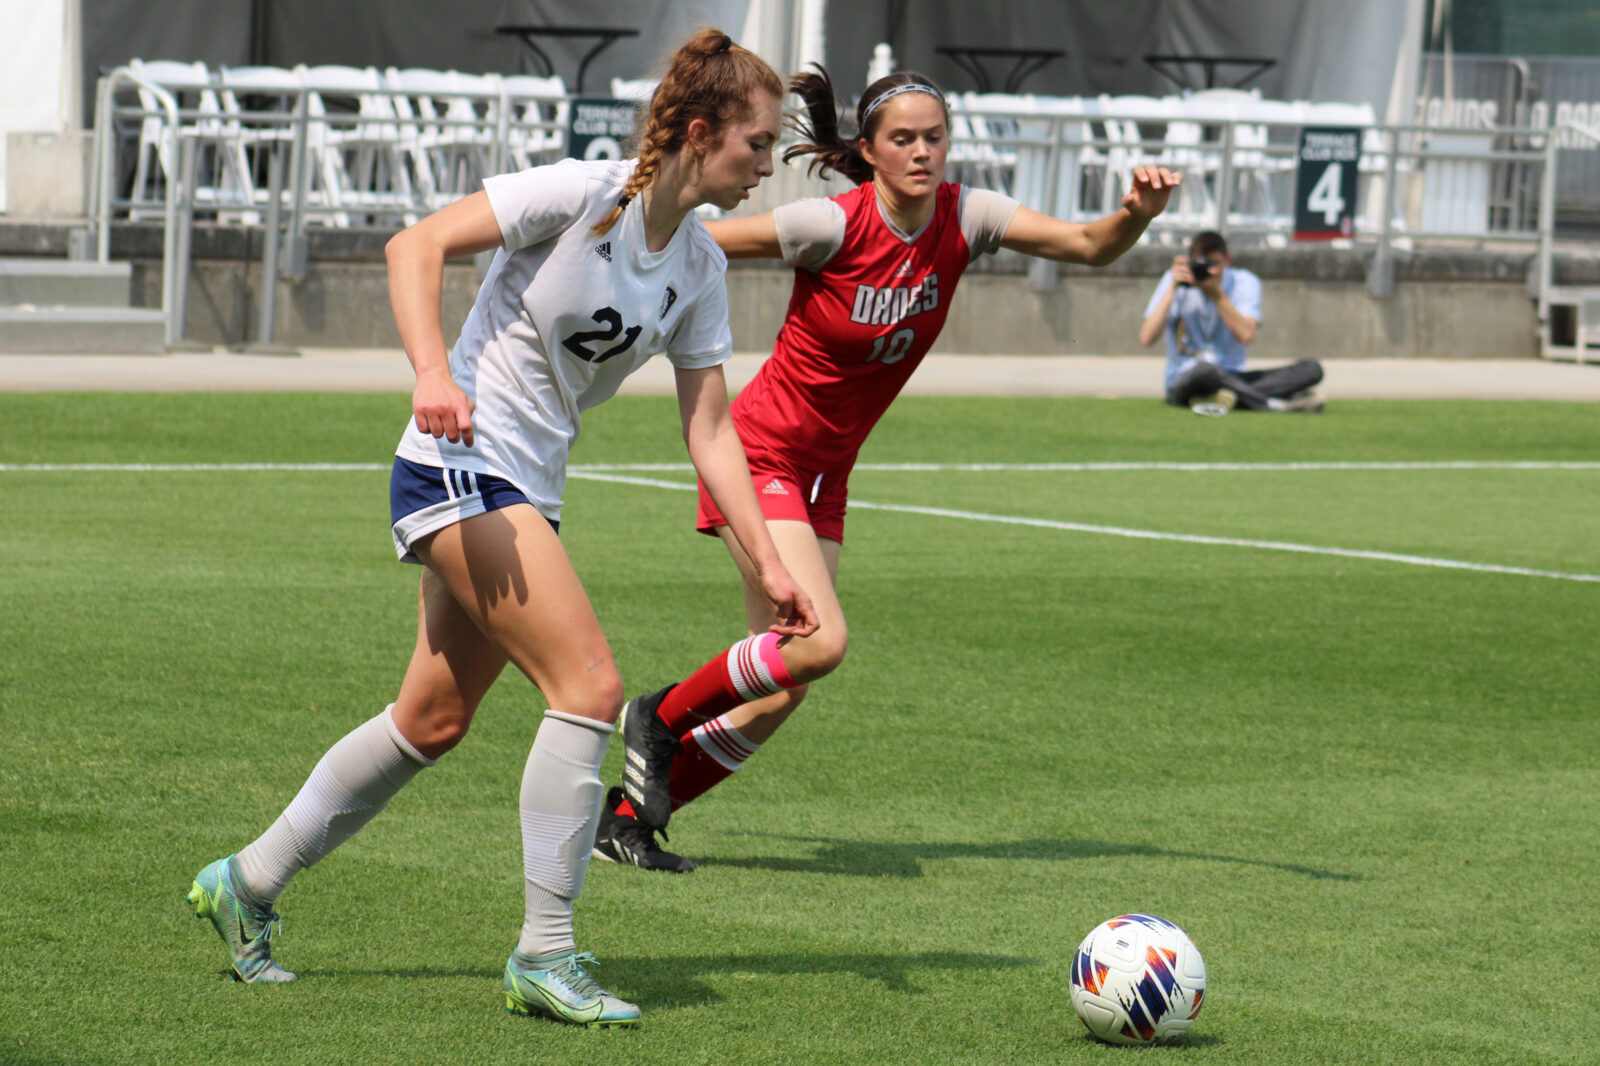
left=515, top=977, right=602, bottom=1023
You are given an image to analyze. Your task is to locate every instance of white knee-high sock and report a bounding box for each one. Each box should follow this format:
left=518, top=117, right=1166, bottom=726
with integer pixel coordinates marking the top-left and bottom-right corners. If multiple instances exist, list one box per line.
left=514, top=710, right=613, bottom=962
left=236, top=705, right=436, bottom=907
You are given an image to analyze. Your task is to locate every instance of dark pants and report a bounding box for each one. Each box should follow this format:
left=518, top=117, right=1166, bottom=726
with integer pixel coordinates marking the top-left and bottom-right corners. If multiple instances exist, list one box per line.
left=1165, top=359, right=1324, bottom=411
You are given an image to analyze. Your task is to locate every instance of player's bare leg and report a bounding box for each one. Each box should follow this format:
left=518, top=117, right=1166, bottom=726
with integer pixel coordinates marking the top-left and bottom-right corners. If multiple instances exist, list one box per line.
left=602, top=521, right=843, bottom=865
left=415, top=507, right=639, bottom=1027
left=716, top=521, right=845, bottom=743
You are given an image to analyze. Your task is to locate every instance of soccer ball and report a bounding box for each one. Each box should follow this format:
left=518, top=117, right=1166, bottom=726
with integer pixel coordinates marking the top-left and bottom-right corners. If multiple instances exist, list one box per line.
left=1069, top=914, right=1206, bottom=1045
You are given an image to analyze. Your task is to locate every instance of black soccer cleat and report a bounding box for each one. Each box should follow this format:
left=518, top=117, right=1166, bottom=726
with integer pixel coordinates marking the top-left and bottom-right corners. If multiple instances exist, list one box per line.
left=592, top=787, right=694, bottom=873
left=620, top=685, right=680, bottom=830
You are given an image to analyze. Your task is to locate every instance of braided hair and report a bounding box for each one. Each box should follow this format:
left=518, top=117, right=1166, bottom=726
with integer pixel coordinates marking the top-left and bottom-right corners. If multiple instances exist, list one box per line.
left=784, top=67, right=949, bottom=184
left=591, top=28, right=784, bottom=235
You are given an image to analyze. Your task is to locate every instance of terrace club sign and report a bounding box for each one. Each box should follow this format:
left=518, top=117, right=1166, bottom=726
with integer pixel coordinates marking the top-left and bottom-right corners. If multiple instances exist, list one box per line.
left=567, top=97, right=637, bottom=161
left=1293, top=126, right=1362, bottom=241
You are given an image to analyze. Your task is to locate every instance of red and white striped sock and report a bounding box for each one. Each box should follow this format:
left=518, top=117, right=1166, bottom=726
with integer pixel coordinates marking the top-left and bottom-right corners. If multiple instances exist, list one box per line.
left=670, top=715, right=761, bottom=810
left=655, top=632, right=796, bottom=736
left=613, top=714, right=761, bottom=820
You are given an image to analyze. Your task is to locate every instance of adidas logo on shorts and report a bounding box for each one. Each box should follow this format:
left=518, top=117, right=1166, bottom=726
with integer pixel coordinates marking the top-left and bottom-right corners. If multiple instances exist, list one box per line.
left=595, top=242, right=612, bottom=262
left=761, top=479, right=789, bottom=496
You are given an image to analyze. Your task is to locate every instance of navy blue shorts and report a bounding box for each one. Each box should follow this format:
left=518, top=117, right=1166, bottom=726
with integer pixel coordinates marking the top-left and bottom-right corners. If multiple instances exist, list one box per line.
left=389, top=457, right=556, bottom=563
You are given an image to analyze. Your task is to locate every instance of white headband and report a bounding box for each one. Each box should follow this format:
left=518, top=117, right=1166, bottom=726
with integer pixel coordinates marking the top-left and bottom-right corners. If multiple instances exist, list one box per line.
left=861, top=83, right=943, bottom=124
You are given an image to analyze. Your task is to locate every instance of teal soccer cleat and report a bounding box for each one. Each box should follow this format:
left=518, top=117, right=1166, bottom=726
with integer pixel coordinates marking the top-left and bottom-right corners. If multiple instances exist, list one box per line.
left=187, top=855, right=296, bottom=983
left=504, top=952, right=641, bottom=1028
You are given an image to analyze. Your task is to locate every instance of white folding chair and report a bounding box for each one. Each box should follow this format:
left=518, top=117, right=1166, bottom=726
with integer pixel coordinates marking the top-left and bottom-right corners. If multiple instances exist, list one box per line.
left=1174, top=90, right=1300, bottom=229
left=386, top=68, right=502, bottom=211
left=215, top=65, right=303, bottom=223
left=125, top=59, right=254, bottom=221
left=610, top=78, right=656, bottom=103
left=501, top=74, right=569, bottom=172
left=947, top=105, right=1011, bottom=196
left=1095, top=95, right=1179, bottom=215
left=958, top=93, right=1099, bottom=220
left=299, top=65, right=409, bottom=226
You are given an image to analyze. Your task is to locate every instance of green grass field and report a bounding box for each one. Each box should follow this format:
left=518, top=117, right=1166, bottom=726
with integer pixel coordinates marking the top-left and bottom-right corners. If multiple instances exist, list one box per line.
left=2, top=392, right=1597, bottom=1065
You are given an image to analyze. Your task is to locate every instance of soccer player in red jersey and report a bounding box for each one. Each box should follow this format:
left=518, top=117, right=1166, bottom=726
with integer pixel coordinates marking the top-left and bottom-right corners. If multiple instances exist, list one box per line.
left=594, top=68, right=1180, bottom=870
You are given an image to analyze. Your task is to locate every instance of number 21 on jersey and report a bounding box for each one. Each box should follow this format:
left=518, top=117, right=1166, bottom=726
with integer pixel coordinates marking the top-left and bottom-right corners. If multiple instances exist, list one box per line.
left=562, top=306, right=641, bottom=364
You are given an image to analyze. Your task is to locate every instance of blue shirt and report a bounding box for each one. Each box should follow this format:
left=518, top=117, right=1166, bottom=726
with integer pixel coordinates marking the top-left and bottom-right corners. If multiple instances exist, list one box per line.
left=1145, top=266, right=1263, bottom=390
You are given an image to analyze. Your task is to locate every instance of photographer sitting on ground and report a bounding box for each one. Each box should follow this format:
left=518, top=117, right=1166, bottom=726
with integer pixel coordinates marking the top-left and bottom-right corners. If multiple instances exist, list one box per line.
left=1139, top=230, right=1324, bottom=415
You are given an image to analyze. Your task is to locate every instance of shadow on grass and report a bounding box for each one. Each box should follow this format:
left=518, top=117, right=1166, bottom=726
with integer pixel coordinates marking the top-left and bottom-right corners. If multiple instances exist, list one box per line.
left=1075, top=1031, right=1225, bottom=1050
left=614, top=949, right=1039, bottom=1008
left=302, top=950, right=1038, bottom=1007
left=702, top=834, right=1360, bottom=882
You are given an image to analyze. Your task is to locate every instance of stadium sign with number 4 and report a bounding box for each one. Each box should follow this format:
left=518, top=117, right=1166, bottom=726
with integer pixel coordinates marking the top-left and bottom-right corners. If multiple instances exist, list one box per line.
left=1293, top=126, right=1361, bottom=240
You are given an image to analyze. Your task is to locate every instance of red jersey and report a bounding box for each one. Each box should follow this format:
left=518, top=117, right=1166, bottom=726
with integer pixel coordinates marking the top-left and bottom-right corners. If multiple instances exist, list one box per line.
left=731, top=181, right=973, bottom=474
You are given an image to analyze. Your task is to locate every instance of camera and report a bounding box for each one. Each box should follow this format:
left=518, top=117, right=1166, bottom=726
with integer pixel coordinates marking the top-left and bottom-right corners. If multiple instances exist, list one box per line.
left=1188, top=256, right=1216, bottom=284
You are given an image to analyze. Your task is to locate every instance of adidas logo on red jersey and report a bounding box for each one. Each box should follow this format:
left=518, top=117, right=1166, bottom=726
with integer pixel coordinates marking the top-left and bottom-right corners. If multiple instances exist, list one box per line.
left=760, top=479, right=789, bottom=496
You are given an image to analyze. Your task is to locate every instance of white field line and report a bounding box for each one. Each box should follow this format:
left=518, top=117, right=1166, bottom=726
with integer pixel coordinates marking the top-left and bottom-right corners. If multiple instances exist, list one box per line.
left=3, top=462, right=1596, bottom=583
left=0, top=462, right=389, bottom=471
left=3, top=460, right=1597, bottom=473
left=565, top=470, right=1600, bottom=585
left=576, top=461, right=1600, bottom=473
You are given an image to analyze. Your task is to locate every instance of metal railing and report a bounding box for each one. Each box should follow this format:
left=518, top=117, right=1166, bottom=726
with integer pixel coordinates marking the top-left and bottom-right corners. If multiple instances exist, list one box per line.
left=1536, top=120, right=1600, bottom=325
left=89, top=66, right=181, bottom=346
left=89, top=71, right=572, bottom=345
left=88, top=75, right=1596, bottom=349
left=939, top=99, right=1587, bottom=304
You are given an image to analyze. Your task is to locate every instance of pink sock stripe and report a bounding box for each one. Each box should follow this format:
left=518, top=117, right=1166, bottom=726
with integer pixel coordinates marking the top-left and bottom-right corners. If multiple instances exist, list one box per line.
left=690, top=718, right=757, bottom=772
left=756, top=631, right=797, bottom=688
left=727, top=633, right=792, bottom=701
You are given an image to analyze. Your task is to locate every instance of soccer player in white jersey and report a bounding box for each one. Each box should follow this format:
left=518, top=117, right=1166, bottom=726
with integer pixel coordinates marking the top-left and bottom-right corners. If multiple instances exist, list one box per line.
left=186, top=29, right=816, bottom=1028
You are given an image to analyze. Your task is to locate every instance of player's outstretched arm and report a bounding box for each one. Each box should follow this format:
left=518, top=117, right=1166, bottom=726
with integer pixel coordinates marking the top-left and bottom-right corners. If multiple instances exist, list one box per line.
left=704, top=212, right=784, bottom=259
left=386, top=191, right=504, bottom=446
left=1000, top=165, right=1181, bottom=267
left=674, top=364, right=820, bottom=638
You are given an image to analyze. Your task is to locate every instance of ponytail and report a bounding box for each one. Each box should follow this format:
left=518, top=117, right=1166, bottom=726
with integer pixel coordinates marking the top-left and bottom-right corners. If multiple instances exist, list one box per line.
left=784, top=67, right=949, bottom=185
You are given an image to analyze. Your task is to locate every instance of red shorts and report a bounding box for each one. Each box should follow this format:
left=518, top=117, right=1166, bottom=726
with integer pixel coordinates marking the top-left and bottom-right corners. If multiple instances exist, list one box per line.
left=696, top=453, right=850, bottom=545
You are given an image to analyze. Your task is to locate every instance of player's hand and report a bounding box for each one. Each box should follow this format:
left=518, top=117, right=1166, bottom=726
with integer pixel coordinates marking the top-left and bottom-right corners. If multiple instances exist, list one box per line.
left=413, top=367, right=475, bottom=446
left=761, top=565, right=820, bottom=639
left=1124, top=166, right=1181, bottom=221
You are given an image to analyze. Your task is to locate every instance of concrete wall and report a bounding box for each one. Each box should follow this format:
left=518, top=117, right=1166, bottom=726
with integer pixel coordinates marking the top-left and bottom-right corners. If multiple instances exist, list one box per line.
left=129, top=255, right=1543, bottom=358
left=924, top=274, right=1539, bottom=360
left=7, top=220, right=1586, bottom=357
left=132, top=259, right=481, bottom=351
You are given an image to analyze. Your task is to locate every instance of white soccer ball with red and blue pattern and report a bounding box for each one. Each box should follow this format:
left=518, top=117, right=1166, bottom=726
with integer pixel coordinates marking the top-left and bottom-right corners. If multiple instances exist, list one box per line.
left=1069, top=914, right=1206, bottom=1045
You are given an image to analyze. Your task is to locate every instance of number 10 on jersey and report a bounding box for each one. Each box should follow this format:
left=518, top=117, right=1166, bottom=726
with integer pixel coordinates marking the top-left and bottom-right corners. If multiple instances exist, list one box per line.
left=1293, top=127, right=1361, bottom=241
left=865, top=327, right=915, bottom=365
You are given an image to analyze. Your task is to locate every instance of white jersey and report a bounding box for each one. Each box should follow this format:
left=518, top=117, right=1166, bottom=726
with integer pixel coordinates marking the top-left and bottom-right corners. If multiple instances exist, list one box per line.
left=395, top=158, right=733, bottom=520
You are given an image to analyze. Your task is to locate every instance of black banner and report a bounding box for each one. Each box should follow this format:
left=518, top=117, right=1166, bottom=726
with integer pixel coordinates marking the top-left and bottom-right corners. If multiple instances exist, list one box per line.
left=568, top=98, right=637, bottom=161
left=1293, top=127, right=1362, bottom=241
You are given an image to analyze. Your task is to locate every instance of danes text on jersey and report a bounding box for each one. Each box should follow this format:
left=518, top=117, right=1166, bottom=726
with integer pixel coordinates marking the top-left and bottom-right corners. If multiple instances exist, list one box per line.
left=849, top=273, right=940, bottom=328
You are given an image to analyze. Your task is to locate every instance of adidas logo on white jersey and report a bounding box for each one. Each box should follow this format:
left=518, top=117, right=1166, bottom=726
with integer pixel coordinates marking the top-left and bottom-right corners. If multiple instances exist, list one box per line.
left=595, top=242, right=612, bottom=262
left=761, top=479, right=789, bottom=496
